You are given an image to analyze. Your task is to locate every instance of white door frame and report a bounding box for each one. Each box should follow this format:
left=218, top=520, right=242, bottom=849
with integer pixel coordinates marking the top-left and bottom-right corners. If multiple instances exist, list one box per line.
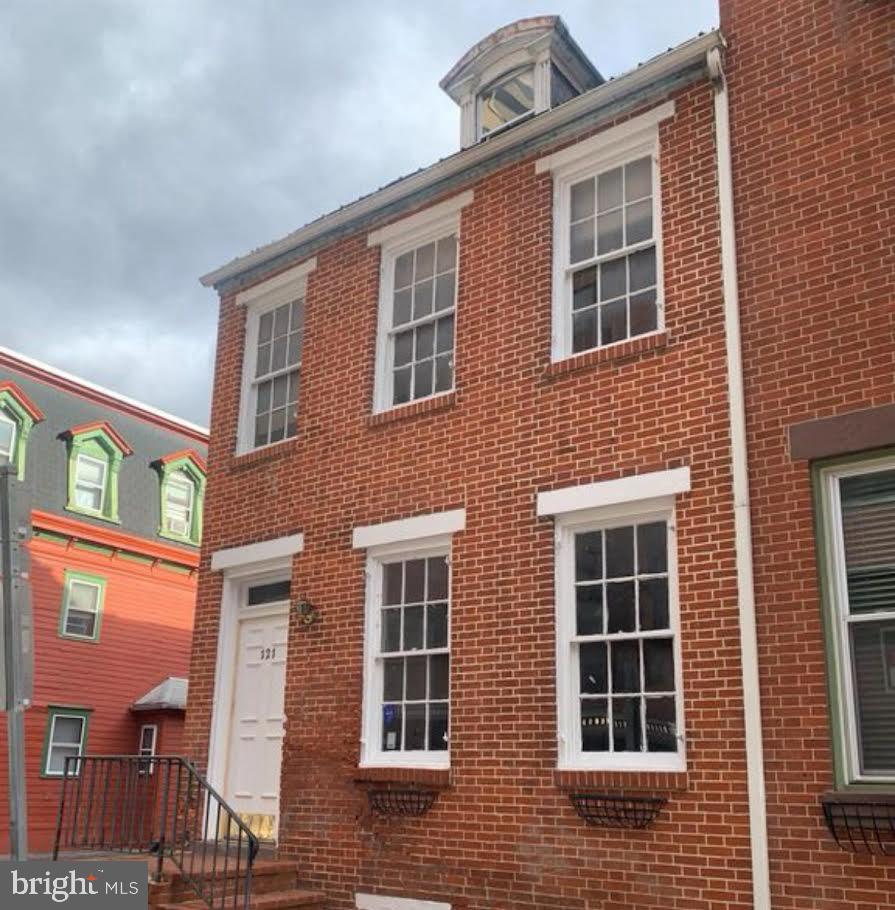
left=206, top=536, right=301, bottom=814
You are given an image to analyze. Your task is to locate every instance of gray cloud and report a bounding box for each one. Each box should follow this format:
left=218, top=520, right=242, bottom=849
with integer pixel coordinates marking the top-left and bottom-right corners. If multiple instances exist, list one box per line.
left=0, top=1, right=717, bottom=425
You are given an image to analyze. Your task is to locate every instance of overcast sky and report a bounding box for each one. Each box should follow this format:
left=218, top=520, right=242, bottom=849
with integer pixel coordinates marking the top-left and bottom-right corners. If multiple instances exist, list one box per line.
left=0, top=1, right=717, bottom=426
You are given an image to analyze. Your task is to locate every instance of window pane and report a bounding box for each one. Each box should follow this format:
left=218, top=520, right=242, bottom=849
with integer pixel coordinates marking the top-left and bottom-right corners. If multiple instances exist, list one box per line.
left=414, top=359, right=434, bottom=399
left=383, top=563, right=403, bottom=605
left=415, top=243, right=435, bottom=280
left=571, top=179, right=595, bottom=222
left=611, top=640, right=640, bottom=693
left=572, top=309, right=598, bottom=354
left=269, top=408, right=286, bottom=442
left=426, top=603, right=448, bottom=648
left=48, top=744, right=80, bottom=775
left=434, top=273, right=455, bottom=313
left=606, top=527, right=634, bottom=578
left=479, top=67, right=534, bottom=135
left=436, top=315, right=454, bottom=355
left=629, top=247, right=657, bottom=292
left=639, top=578, right=669, bottom=631
left=393, top=367, right=412, bottom=405
left=600, top=299, right=627, bottom=346
left=258, top=311, right=273, bottom=344
left=573, top=267, right=597, bottom=311
left=270, top=336, right=287, bottom=372
left=395, top=251, right=414, bottom=289
left=247, top=581, right=291, bottom=605
left=287, top=370, right=300, bottom=405
left=382, top=704, right=402, bottom=751
left=570, top=219, right=594, bottom=264
left=850, top=621, right=895, bottom=774
left=428, top=703, right=449, bottom=750
left=644, top=638, right=675, bottom=692
left=427, top=557, right=449, bottom=600
left=612, top=697, right=642, bottom=752
left=0, top=416, right=16, bottom=457
left=140, top=726, right=156, bottom=752
left=273, top=303, right=290, bottom=338
left=65, top=610, right=96, bottom=638
left=626, top=199, right=653, bottom=245
left=77, top=456, right=105, bottom=486
left=405, top=560, right=425, bottom=603
left=429, top=654, right=449, bottom=700
left=287, top=330, right=302, bottom=366
left=637, top=522, right=667, bottom=573
left=69, top=581, right=99, bottom=614
left=290, top=299, right=304, bottom=332
left=630, top=291, right=658, bottom=336
left=412, top=279, right=433, bottom=320
left=600, top=257, right=626, bottom=302
left=597, top=210, right=623, bottom=255
left=434, top=355, right=453, bottom=393
left=255, top=342, right=271, bottom=377
left=405, top=704, right=426, bottom=750
left=579, top=642, right=607, bottom=694
left=575, top=531, right=602, bottom=581
left=381, top=609, right=401, bottom=653
left=256, top=380, right=272, bottom=415
left=75, top=486, right=102, bottom=511
left=254, top=415, right=269, bottom=448
left=581, top=699, right=609, bottom=752
left=393, top=289, right=412, bottom=326
left=576, top=585, right=603, bottom=636
left=597, top=167, right=623, bottom=212
left=607, top=581, right=635, bottom=633
left=436, top=235, right=457, bottom=274
left=53, top=717, right=84, bottom=746
left=625, top=157, right=652, bottom=201
left=646, top=697, right=677, bottom=752
left=394, top=331, right=413, bottom=368
left=415, top=323, right=435, bottom=360
left=405, top=656, right=427, bottom=701
left=403, top=606, right=424, bottom=651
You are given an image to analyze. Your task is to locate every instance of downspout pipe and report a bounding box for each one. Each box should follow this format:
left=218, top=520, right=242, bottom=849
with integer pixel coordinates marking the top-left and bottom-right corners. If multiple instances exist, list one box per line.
left=707, top=46, right=772, bottom=910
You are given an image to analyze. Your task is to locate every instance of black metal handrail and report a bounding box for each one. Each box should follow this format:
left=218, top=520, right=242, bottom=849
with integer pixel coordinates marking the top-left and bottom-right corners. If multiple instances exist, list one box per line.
left=53, top=755, right=259, bottom=910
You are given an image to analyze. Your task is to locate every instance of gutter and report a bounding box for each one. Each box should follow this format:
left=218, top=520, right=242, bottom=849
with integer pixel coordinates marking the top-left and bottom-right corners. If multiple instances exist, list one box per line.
left=201, top=30, right=722, bottom=291
left=707, top=45, right=772, bottom=910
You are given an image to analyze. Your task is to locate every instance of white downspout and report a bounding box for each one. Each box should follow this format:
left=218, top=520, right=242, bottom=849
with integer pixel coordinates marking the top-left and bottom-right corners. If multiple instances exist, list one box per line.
left=707, top=46, right=771, bottom=910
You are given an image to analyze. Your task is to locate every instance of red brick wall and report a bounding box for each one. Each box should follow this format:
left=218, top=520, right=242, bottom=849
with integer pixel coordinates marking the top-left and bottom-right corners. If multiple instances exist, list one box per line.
left=186, top=79, right=772, bottom=909
left=721, top=0, right=895, bottom=906
left=0, top=533, right=194, bottom=853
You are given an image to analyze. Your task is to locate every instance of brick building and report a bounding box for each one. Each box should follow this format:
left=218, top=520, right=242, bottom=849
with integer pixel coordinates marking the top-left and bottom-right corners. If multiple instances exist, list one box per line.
left=0, top=347, right=207, bottom=853
left=184, top=6, right=893, bottom=909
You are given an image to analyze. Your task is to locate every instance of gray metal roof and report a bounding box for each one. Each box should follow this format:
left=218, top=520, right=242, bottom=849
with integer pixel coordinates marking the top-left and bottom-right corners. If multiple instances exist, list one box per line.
left=132, top=676, right=188, bottom=712
left=0, top=356, right=208, bottom=553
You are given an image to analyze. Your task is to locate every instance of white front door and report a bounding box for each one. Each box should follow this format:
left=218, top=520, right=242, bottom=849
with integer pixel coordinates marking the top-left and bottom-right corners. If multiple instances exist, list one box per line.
left=225, top=606, right=289, bottom=841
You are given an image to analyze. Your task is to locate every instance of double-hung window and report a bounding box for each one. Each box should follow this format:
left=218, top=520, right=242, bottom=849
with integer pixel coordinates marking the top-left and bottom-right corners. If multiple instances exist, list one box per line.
left=43, top=708, right=90, bottom=776
left=60, top=571, right=105, bottom=641
left=538, top=467, right=689, bottom=771
left=164, top=470, right=195, bottom=537
left=369, top=192, right=473, bottom=413
left=64, top=422, right=130, bottom=522
left=816, top=455, right=895, bottom=783
left=538, top=102, right=673, bottom=361
left=74, top=453, right=107, bottom=513
left=236, top=259, right=316, bottom=454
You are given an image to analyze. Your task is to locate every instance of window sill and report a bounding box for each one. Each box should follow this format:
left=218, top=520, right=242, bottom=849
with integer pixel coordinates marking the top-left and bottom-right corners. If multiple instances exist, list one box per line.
left=229, top=437, right=300, bottom=470
left=158, top=530, right=199, bottom=548
left=367, top=392, right=457, bottom=428
left=546, top=331, right=669, bottom=379
left=354, top=766, right=452, bottom=789
left=58, top=633, right=101, bottom=645
left=64, top=506, right=120, bottom=526
left=554, top=767, right=689, bottom=794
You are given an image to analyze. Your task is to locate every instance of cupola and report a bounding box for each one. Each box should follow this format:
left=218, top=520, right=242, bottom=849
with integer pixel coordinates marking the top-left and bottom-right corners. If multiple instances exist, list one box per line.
left=440, top=16, right=603, bottom=149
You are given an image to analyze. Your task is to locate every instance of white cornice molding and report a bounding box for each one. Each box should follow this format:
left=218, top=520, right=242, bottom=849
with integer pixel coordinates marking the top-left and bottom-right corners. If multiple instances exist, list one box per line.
left=536, top=467, right=691, bottom=517
left=352, top=509, right=466, bottom=550
left=367, top=191, right=474, bottom=248
left=534, top=100, right=675, bottom=175
left=211, top=533, right=304, bottom=572
left=236, top=257, right=317, bottom=308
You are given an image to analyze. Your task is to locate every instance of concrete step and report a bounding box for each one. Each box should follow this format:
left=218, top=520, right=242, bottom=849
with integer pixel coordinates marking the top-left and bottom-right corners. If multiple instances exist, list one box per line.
left=149, top=859, right=300, bottom=905
left=156, top=888, right=327, bottom=910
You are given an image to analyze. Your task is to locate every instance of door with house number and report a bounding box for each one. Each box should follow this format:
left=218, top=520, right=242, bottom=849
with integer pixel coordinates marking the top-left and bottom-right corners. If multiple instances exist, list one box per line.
left=225, top=598, right=289, bottom=841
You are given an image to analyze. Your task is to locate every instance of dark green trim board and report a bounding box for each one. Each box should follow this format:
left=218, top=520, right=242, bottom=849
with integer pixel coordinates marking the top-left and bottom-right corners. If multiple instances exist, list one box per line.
left=40, top=707, right=91, bottom=778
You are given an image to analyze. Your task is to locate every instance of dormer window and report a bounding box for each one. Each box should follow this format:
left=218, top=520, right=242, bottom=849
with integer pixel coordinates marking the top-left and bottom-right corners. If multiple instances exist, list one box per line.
left=63, top=421, right=132, bottom=523
left=0, top=381, right=44, bottom=480
left=477, top=66, right=535, bottom=138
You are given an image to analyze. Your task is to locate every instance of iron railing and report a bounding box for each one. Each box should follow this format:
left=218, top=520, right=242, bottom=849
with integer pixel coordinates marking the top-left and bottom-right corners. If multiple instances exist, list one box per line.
left=53, top=755, right=259, bottom=910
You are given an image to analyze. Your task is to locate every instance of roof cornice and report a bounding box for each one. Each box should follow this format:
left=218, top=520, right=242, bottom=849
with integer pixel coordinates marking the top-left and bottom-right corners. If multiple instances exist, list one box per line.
left=201, top=30, right=722, bottom=293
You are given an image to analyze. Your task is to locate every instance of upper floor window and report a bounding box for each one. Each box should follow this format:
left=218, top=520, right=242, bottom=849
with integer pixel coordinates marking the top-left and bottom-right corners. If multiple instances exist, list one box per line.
left=368, top=192, right=473, bottom=414
left=60, top=570, right=105, bottom=641
left=63, top=421, right=132, bottom=523
left=815, top=455, right=895, bottom=784
left=477, top=66, right=534, bottom=138
left=155, top=449, right=206, bottom=546
left=235, top=259, right=316, bottom=454
left=0, top=381, right=44, bottom=480
left=538, top=102, right=673, bottom=362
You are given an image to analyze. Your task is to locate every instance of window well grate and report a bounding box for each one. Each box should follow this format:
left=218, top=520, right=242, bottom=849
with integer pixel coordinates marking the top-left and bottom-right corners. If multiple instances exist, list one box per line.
left=367, top=787, right=438, bottom=817
left=821, top=792, right=895, bottom=855
left=569, top=792, right=665, bottom=829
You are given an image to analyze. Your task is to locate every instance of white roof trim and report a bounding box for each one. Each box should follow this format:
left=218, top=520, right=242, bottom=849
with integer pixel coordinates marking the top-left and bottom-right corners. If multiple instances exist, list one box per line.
left=356, top=895, right=451, bottom=910
left=536, top=467, right=691, bottom=517
left=236, top=257, right=317, bottom=307
left=367, top=191, right=474, bottom=248
left=352, top=509, right=466, bottom=550
left=534, top=99, right=675, bottom=174
left=211, top=533, right=304, bottom=572
left=200, top=31, right=721, bottom=288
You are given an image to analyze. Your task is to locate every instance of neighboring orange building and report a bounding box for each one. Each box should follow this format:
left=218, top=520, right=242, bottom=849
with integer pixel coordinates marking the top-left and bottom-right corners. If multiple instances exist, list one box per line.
left=0, top=347, right=207, bottom=853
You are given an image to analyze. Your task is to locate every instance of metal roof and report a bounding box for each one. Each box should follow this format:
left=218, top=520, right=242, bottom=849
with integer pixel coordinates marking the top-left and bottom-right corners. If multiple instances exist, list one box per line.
left=132, top=676, right=188, bottom=712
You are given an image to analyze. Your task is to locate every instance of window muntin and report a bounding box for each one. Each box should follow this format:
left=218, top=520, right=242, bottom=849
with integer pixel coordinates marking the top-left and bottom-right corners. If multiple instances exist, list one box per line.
left=74, top=452, right=108, bottom=513
left=824, top=461, right=895, bottom=780
left=252, top=298, right=303, bottom=448
left=388, top=235, right=457, bottom=407
left=164, top=470, right=195, bottom=538
left=44, top=711, right=87, bottom=776
left=567, top=156, right=658, bottom=353
left=478, top=66, right=534, bottom=138
left=0, top=410, right=16, bottom=462
left=61, top=575, right=103, bottom=640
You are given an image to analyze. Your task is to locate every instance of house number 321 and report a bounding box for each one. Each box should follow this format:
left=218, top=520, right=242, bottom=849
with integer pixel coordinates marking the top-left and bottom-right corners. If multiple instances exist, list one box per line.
left=260, top=647, right=277, bottom=661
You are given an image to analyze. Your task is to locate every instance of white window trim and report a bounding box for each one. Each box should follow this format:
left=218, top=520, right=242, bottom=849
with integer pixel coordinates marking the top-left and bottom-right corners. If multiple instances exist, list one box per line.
left=818, top=455, right=895, bottom=784
left=74, top=452, right=108, bottom=514
left=552, top=495, right=686, bottom=772
left=44, top=712, right=87, bottom=777
left=352, top=509, right=466, bottom=550
left=358, top=529, right=456, bottom=770
left=165, top=470, right=195, bottom=536
left=538, top=101, right=675, bottom=364
left=211, top=533, right=304, bottom=574
left=235, top=258, right=316, bottom=455
left=356, top=895, right=451, bottom=910
left=0, top=410, right=16, bottom=460
left=368, top=192, right=473, bottom=415
left=139, top=723, right=158, bottom=774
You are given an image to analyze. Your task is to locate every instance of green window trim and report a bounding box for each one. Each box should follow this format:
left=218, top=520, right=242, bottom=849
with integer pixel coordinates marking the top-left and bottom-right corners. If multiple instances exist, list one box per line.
left=812, top=447, right=895, bottom=790
left=156, top=457, right=205, bottom=547
left=65, top=427, right=128, bottom=523
left=41, top=706, right=91, bottom=778
left=0, top=391, right=38, bottom=481
left=58, top=570, right=106, bottom=643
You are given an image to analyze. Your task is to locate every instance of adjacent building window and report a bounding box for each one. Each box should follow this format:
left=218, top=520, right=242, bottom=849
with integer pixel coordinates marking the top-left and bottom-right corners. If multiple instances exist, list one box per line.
left=138, top=724, right=158, bottom=773
left=43, top=708, right=90, bottom=776
left=369, top=193, right=472, bottom=414
left=59, top=571, right=105, bottom=641
left=64, top=422, right=131, bottom=522
left=539, top=103, right=671, bottom=362
left=816, top=455, right=895, bottom=783
left=477, top=65, right=534, bottom=137
left=156, top=451, right=206, bottom=546
left=0, top=411, right=16, bottom=462
left=0, top=381, right=44, bottom=480
left=236, top=260, right=315, bottom=454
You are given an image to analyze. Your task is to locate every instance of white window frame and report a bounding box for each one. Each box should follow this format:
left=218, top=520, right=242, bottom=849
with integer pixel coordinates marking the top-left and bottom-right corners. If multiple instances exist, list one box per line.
left=817, top=454, right=895, bottom=784
left=235, top=258, right=316, bottom=455
left=44, top=712, right=87, bottom=777
left=62, top=576, right=103, bottom=640
left=74, top=452, right=108, bottom=514
left=368, top=192, right=473, bottom=415
left=138, top=723, right=158, bottom=774
left=0, top=410, right=16, bottom=461
left=164, top=470, right=195, bottom=537
left=476, top=64, right=536, bottom=139
left=537, top=102, right=675, bottom=363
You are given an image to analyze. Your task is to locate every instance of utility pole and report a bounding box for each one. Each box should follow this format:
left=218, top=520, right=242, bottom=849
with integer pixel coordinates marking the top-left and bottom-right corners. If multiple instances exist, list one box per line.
left=0, top=464, right=29, bottom=860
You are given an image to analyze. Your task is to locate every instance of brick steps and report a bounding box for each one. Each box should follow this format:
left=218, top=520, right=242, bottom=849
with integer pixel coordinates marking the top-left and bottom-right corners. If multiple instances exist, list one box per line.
left=156, top=888, right=327, bottom=910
